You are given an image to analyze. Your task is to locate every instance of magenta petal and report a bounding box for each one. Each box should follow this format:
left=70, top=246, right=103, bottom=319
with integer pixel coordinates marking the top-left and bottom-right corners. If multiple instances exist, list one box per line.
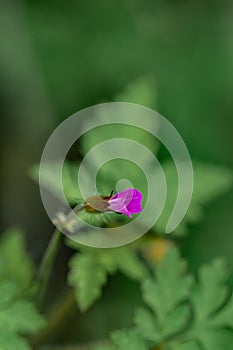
left=119, top=205, right=133, bottom=218
left=111, top=188, right=135, bottom=205
left=108, top=188, right=143, bottom=217
left=127, top=203, right=142, bottom=214
left=107, top=198, right=125, bottom=211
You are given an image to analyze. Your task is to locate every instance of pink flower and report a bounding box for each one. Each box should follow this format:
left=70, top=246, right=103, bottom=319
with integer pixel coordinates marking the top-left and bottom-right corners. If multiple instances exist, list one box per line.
left=107, top=188, right=143, bottom=218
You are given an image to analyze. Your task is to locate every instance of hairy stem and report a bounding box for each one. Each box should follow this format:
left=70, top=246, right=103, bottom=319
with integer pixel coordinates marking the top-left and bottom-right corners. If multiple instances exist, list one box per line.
left=36, top=229, right=63, bottom=306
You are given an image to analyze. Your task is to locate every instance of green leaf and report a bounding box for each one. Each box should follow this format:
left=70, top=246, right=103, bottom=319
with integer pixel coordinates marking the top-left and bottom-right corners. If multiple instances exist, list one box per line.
left=154, top=161, right=232, bottom=235
left=0, top=285, right=45, bottom=350
left=186, top=259, right=233, bottom=349
left=0, top=333, right=31, bottom=350
left=142, top=248, right=192, bottom=321
left=135, top=247, right=192, bottom=344
left=135, top=307, right=160, bottom=342
left=0, top=229, right=46, bottom=350
left=0, top=299, right=45, bottom=334
left=67, top=245, right=148, bottom=311
left=161, top=304, right=190, bottom=338
left=99, top=249, right=233, bottom=350
left=0, top=228, right=34, bottom=290
left=68, top=251, right=111, bottom=311
left=114, top=76, right=158, bottom=108
left=111, top=329, right=147, bottom=350
left=211, top=295, right=233, bottom=328
left=197, top=329, right=233, bottom=350
left=0, top=281, right=18, bottom=306
left=29, top=160, right=81, bottom=204
left=191, top=259, right=229, bottom=321
left=105, top=247, right=148, bottom=282
left=80, top=78, right=159, bottom=186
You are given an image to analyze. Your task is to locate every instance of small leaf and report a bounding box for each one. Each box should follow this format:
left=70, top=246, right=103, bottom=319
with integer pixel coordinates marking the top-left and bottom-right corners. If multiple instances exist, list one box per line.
left=142, top=247, right=192, bottom=321
left=211, top=295, right=233, bottom=328
left=0, top=300, right=45, bottom=334
left=67, top=245, right=148, bottom=311
left=68, top=252, right=111, bottom=311
left=198, top=329, right=233, bottom=350
left=0, top=285, right=45, bottom=350
left=191, top=259, right=229, bottom=321
left=107, top=247, right=148, bottom=281
left=154, top=161, right=232, bottom=235
left=0, top=228, right=34, bottom=290
left=0, top=333, right=31, bottom=350
left=115, top=76, right=158, bottom=108
left=111, top=329, right=147, bottom=350
left=30, top=160, right=81, bottom=204
left=161, top=304, right=190, bottom=338
left=135, top=307, right=160, bottom=342
left=0, top=282, right=18, bottom=306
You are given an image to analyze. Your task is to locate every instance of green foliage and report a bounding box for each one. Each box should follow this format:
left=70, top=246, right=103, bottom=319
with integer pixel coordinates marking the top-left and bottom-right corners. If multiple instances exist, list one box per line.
left=30, top=160, right=81, bottom=205
left=95, top=329, right=147, bottom=350
left=0, top=230, right=45, bottom=350
left=111, top=329, right=147, bottom=350
left=114, top=76, right=158, bottom=108
left=67, top=243, right=148, bottom=311
left=80, top=77, right=160, bottom=180
left=0, top=285, right=45, bottom=350
left=136, top=248, right=192, bottom=343
left=0, top=228, right=34, bottom=290
left=94, top=247, right=233, bottom=350
left=155, top=161, right=232, bottom=235
left=30, top=156, right=232, bottom=238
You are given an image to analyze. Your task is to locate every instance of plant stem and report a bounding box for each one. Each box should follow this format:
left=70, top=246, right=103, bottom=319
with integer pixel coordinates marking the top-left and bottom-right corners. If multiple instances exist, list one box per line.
left=36, top=229, right=63, bottom=306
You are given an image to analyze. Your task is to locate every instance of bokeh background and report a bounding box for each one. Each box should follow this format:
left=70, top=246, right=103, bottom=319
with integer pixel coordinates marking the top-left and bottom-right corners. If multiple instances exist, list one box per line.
left=0, top=0, right=233, bottom=346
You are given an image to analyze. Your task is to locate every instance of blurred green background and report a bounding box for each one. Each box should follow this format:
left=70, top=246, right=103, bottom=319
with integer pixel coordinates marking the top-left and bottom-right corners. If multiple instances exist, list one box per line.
left=0, top=0, right=233, bottom=346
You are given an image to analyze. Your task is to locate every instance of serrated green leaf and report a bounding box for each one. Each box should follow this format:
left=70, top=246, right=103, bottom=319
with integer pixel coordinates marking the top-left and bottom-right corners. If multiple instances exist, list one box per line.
left=0, top=285, right=45, bottom=350
left=68, top=251, right=114, bottom=311
left=198, top=329, right=233, bottom=350
left=67, top=244, right=148, bottom=311
left=30, top=160, right=81, bottom=204
left=161, top=304, right=190, bottom=338
left=136, top=248, right=192, bottom=344
left=154, top=161, right=232, bottom=235
left=0, top=300, right=45, bottom=334
left=135, top=307, right=160, bottom=342
left=142, top=248, right=192, bottom=322
left=0, top=332, right=31, bottom=350
left=211, top=295, right=233, bottom=328
left=0, top=229, right=34, bottom=290
left=184, top=259, right=233, bottom=349
left=0, top=282, right=18, bottom=306
left=106, top=247, right=148, bottom=281
left=191, top=259, right=229, bottom=321
left=111, top=329, right=147, bottom=350
left=100, top=248, right=233, bottom=350
left=100, top=249, right=233, bottom=350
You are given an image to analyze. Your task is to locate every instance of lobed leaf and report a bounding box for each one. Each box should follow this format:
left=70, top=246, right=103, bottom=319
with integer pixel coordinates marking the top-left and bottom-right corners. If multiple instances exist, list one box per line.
left=0, top=228, right=34, bottom=290
left=154, top=161, right=232, bottom=235
left=68, top=245, right=148, bottom=311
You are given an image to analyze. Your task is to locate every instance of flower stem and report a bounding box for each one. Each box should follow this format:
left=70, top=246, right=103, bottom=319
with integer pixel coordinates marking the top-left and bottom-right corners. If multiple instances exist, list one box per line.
left=36, top=228, right=63, bottom=306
